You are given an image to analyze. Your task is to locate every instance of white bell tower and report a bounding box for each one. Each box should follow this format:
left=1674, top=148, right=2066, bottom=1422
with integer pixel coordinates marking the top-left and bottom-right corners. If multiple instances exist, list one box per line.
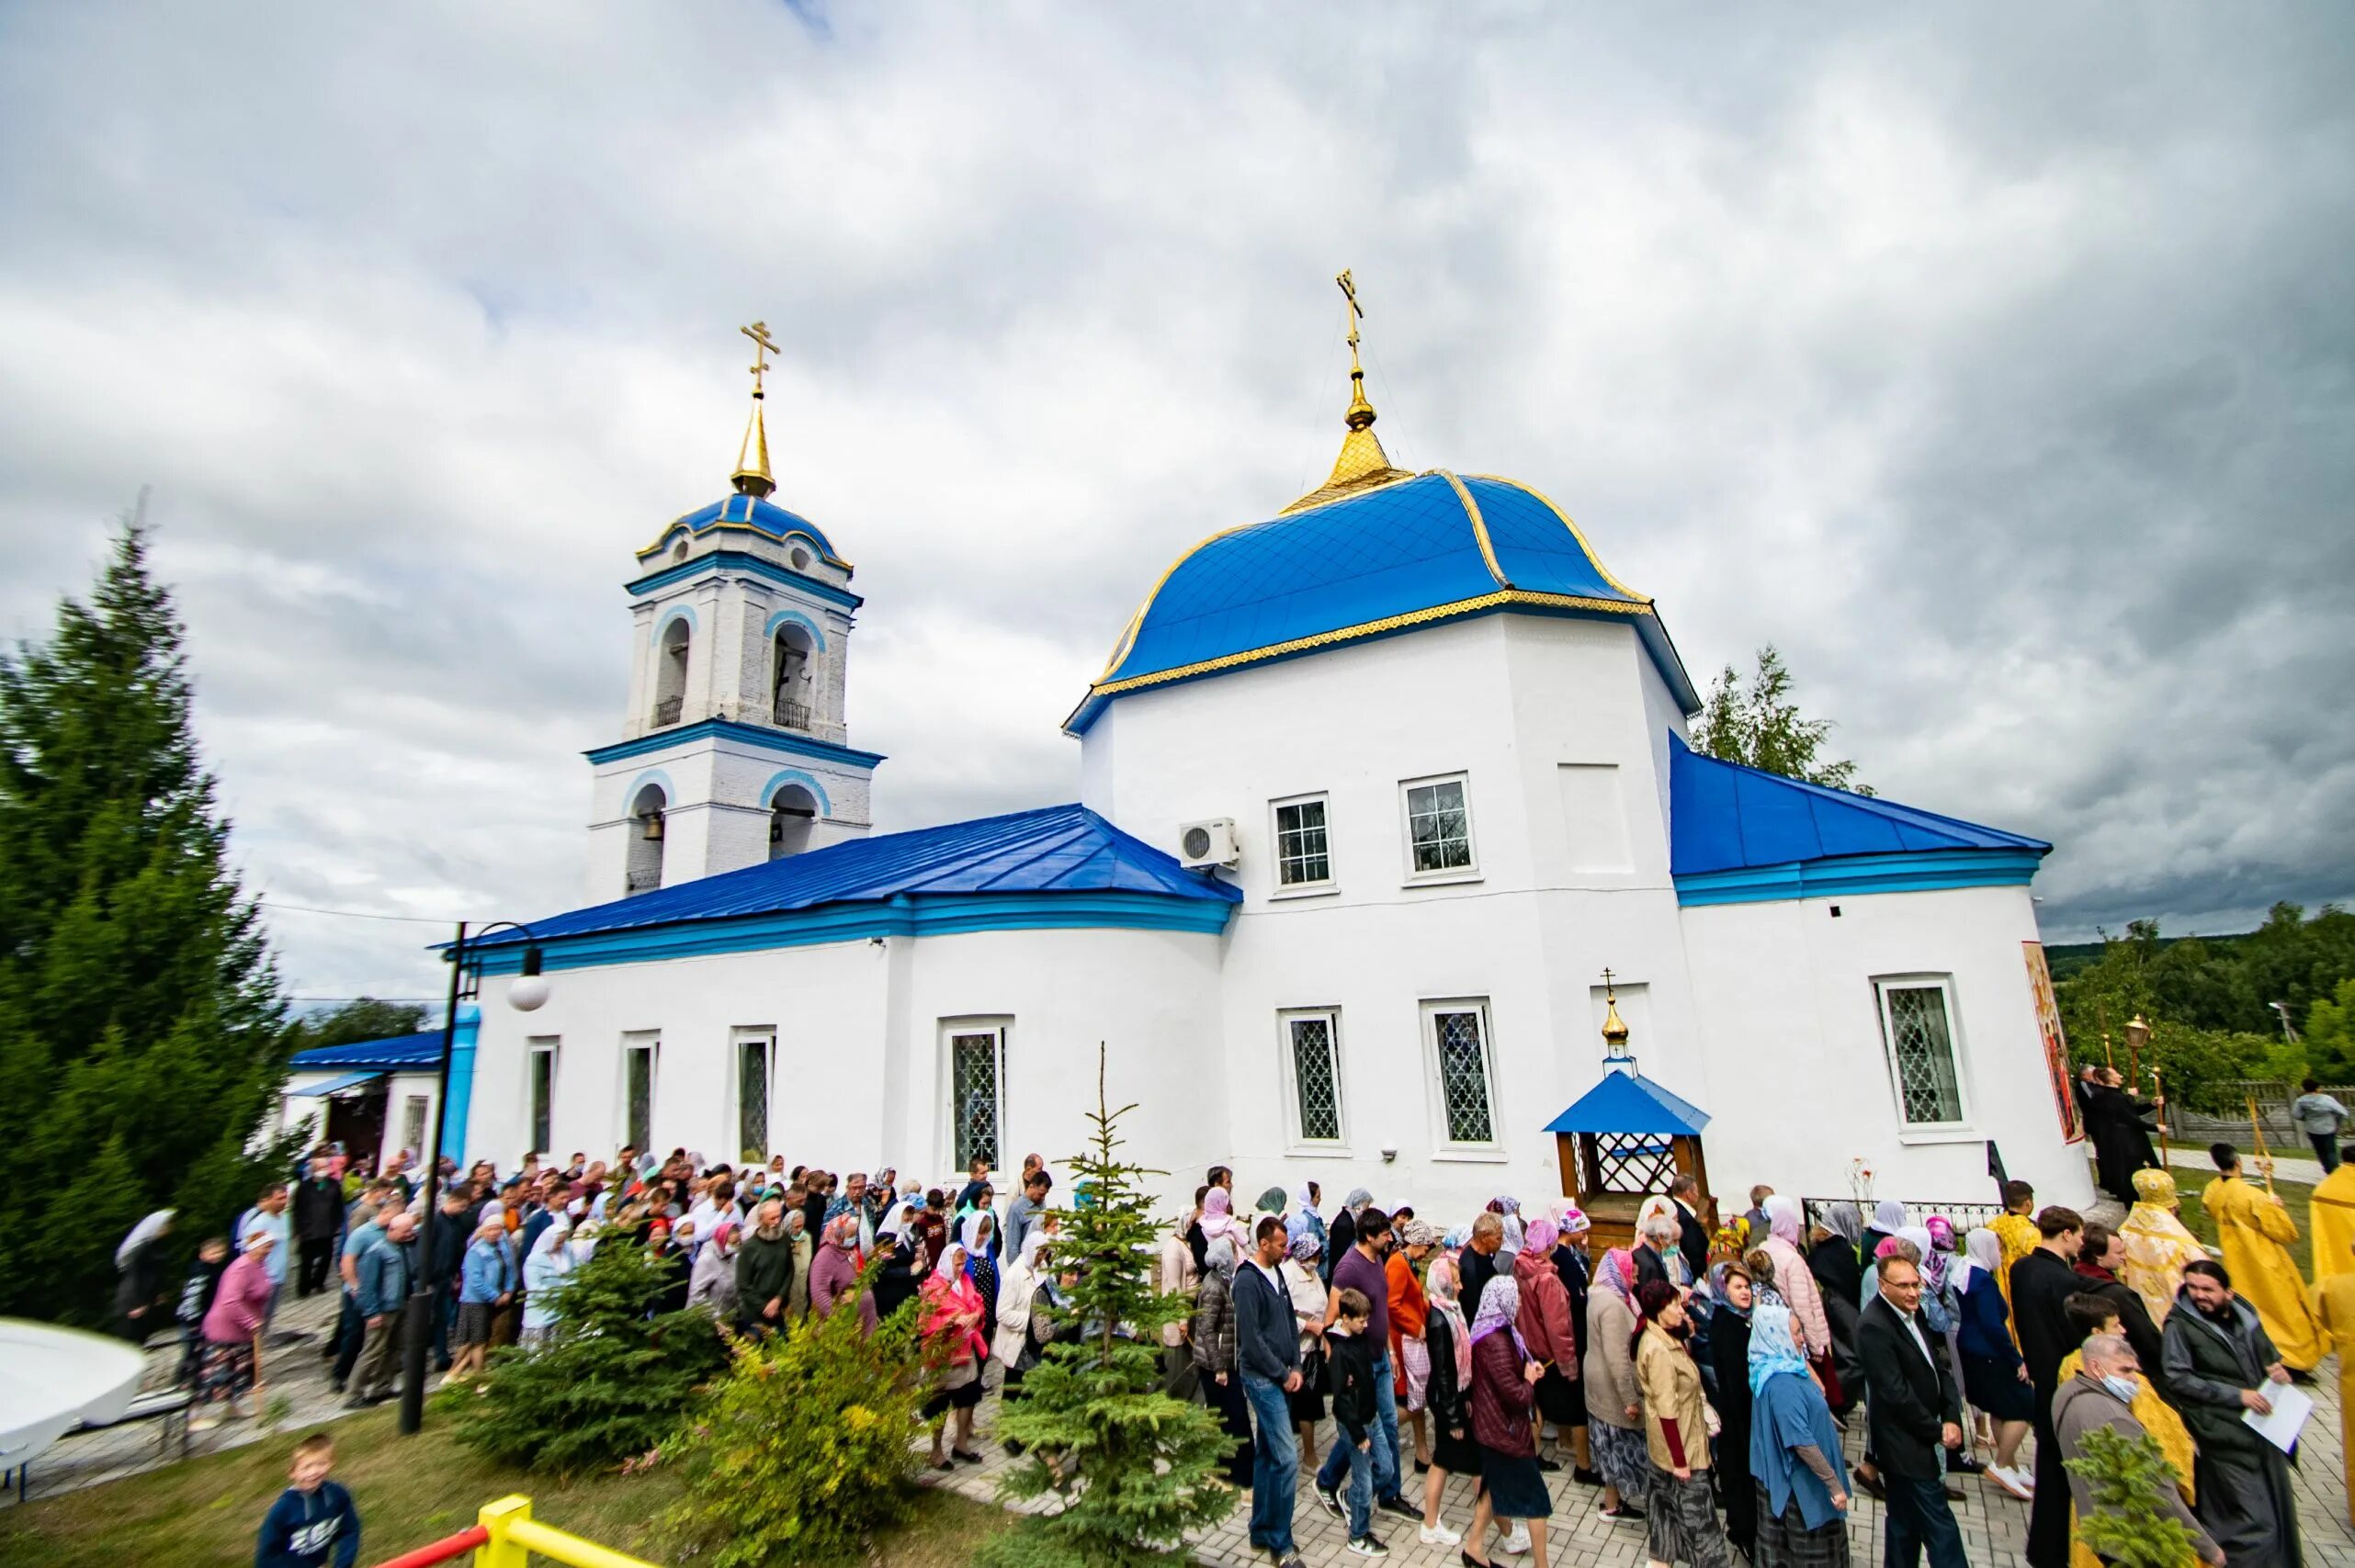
left=583, top=322, right=883, bottom=901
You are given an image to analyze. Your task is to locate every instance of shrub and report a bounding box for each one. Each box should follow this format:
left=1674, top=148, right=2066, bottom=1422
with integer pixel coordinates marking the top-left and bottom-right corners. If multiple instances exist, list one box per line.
left=2064, top=1424, right=2204, bottom=1568
left=980, top=1046, right=1235, bottom=1568
left=663, top=1261, right=926, bottom=1565
left=443, top=1233, right=726, bottom=1475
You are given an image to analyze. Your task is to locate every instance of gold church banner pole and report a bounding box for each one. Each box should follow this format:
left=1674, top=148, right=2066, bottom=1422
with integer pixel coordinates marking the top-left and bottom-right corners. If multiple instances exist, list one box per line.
left=2246, top=1093, right=2275, bottom=1196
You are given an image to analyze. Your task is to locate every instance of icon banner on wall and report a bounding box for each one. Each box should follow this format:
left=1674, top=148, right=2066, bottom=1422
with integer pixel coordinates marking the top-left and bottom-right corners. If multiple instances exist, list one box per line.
left=2023, top=941, right=2082, bottom=1144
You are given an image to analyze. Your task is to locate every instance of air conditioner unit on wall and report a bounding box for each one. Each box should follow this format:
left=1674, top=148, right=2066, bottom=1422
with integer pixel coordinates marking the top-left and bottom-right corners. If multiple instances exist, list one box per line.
left=1179, top=818, right=1240, bottom=869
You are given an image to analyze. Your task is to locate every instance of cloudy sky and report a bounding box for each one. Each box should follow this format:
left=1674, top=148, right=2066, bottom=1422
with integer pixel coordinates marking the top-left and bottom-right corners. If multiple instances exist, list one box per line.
left=3, top=5, right=2349, bottom=1007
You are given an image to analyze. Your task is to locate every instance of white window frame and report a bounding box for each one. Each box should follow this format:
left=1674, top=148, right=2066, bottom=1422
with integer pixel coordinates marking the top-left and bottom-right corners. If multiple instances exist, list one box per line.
left=401, top=1094, right=429, bottom=1163
left=1270, top=793, right=1336, bottom=897
left=1872, top=975, right=1976, bottom=1138
left=1421, top=997, right=1506, bottom=1159
left=731, top=1027, right=776, bottom=1164
left=620, top=1032, right=660, bottom=1153
left=1277, top=1008, right=1349, bottom=1153
left=942, top=1018, right=1010, bottom=1174
left=526, top=1037, right=560, bottom=1159
left=1399, top=772, right=1479, bottom=885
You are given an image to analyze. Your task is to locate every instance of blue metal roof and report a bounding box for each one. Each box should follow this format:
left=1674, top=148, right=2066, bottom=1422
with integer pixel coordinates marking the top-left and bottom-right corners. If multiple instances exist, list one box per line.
left=646, top=494, right=845, bottom=565
left=1069, top=471, right=1699, bottom=733
left=288, top=1069, right=388, bottom=1096
left=289, top=1032, right=444, bottom=1071
left=465, top=803, right=1240, bottom=952
left=1545, top=1068, right=1713, bottom=1135
left=1668, top=736, right=2050, bottom=878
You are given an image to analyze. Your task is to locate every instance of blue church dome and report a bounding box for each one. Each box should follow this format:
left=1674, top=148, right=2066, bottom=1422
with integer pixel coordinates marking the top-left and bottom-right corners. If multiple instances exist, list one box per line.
left=640, top=492, right=849, bottom=569
left=1067, top=468, right=1699, bottom=734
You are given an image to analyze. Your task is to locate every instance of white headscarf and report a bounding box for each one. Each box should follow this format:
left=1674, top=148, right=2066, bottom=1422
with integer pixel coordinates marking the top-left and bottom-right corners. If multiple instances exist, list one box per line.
left=933, top=1240, right=970, bottom=1282
left=117, top=1210, right=174, bottom=1269
left=959, top=1210, right=994, bottom=1259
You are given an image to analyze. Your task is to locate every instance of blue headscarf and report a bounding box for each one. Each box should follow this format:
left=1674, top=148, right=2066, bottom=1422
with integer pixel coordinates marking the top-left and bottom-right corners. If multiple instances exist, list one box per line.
left=1747, top=1301, right=1812, bottom=1398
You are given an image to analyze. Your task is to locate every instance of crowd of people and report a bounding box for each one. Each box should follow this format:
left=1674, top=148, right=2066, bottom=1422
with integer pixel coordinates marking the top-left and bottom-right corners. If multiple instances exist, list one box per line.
left=99, top=1130, right=2355, bottom=1568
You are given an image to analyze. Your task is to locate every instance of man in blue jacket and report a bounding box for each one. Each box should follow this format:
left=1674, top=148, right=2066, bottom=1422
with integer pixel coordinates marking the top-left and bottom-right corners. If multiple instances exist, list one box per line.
left=1234, top=1213, right=1307, bottom=1568
left=255, top=1433, right=360, bottom=1568
left=345, top=1213, right=414, bottom=1408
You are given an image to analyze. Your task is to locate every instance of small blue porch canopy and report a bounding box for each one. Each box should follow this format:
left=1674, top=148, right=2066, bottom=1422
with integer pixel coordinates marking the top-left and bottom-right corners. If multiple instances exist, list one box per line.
left=288, top=1069, right=385, bottom=1097
left=1545, top=1070, right=1712, bottom=1136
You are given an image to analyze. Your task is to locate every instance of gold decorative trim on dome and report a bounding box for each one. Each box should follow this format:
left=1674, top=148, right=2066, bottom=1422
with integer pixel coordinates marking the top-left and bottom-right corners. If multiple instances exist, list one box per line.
left=1460, top=473, right=1650, bottom=604
left=1436, top=469, right=1510, bottom=589
left=1280, top=269, right=1416, bottom=515
left=1085, top=587, right=1655, bottom=702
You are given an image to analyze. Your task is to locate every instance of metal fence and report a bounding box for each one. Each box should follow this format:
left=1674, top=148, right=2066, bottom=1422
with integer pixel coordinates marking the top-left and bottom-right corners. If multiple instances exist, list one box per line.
left=2167, top=1079, right=2355, bottom=1147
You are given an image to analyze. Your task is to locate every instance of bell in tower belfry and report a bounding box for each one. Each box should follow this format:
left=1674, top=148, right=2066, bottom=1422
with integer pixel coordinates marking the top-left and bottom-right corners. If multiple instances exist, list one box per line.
left=578, top=325, right=886, bottom=901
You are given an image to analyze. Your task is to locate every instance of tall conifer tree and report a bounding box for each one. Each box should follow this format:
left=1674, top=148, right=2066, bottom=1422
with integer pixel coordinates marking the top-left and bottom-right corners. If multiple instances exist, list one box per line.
left=0, top=514, right=292, bottom=1323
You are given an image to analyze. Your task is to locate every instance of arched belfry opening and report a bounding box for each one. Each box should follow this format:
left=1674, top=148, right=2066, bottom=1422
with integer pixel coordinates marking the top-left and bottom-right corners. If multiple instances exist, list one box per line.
left=627, top=784, right=667, bottom=895
left=768, top=784, right=818, bottom=861
left=772, top=624, right=814, bottom=730
left=652, top=618, right=691, bottom=727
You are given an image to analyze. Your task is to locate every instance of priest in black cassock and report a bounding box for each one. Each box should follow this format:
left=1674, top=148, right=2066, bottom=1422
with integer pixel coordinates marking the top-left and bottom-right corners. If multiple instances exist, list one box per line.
left=2082, top=1067, right=2162, bottom=1204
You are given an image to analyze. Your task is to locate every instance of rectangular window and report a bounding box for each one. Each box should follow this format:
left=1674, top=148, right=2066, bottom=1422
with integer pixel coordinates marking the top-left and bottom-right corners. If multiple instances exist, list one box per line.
left=1424, top=998, right=1500, bottom=1147
left=1281, top=1010, right=1345, bottom=1145
left=526, top=1038, right=558, bottom=1157
left=1874, top=978, right=1968, bottom=1127
left=623, top=1034, right=658, bottom=1151
left=947, top=1023, right=1005, bottom=1171
left=1402, top=774, right=1476, bottom=877
left=737, top=1035, right=773, bottom=1162
left=1273, top=795, right=1332, bottom=888
left=402, top=1095, right=428, bottom=1162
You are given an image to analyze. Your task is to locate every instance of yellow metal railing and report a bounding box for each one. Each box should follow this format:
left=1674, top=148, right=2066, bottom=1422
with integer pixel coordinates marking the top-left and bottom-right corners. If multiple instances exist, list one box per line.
left=473, top=1495, right=663, bottom=1568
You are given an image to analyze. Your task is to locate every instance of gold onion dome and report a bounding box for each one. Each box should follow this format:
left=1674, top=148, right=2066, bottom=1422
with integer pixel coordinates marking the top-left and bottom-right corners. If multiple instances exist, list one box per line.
left=1602, top=998, right=1631, bottom=1049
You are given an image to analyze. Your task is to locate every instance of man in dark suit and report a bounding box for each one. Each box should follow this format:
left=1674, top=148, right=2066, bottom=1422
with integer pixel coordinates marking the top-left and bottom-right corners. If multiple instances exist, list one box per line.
left=2008, top=1205, right=2086, bottom=1568
left=1860, top=1252, right=1967, bottom=1567
left=1667, top=1173, right=1709, bottom=1281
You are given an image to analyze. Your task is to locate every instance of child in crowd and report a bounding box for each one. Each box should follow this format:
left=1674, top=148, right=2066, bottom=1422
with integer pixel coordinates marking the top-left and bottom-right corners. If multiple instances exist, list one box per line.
left=1321, top=1286, right=1387, bottom=1558
left=255, top=1433, right=361, bottom=1568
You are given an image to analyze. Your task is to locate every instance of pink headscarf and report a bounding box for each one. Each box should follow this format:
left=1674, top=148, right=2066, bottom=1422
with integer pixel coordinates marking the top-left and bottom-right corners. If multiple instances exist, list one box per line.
left=1425, top=1252, right=1474, bottom=1383
left=1198, top=1187, right=1243, bottom=1249
left=1523, top=1217, right=1559, bottom=1257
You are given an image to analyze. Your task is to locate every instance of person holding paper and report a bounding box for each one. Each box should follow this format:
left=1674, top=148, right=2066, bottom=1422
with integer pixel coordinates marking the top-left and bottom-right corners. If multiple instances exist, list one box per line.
left=2312, top=1233, right=2355, bottom=1529
left=2160, top=1260, right=2302, bottom=1566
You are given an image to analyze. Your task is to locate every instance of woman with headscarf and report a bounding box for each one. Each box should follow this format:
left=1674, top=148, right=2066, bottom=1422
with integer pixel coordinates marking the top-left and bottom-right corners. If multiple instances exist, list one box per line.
left=1636, top=1278, right=1730, bottom=1567
left=992, top=1230, right=1051, bottom=1450
left=1190, top=1235, right=1256, bottom=1485
left=1282, top=1230, right=1330, bottom=1466
left=1512, top=1216, right=1577, bottom=1472
left=1195, top=1186, right=1244, bottom=1264
left=193, top=1230, right=277, bottom=1429
left=523, top=1219, right=578, bottom=1344
left=685, top=1219, right=735, bottom=1319
left=1460, top=1275, right=1552, bottom=1567
left=811, top=1213, right=879, bottom=1333
left=960, top=1211, right=999, bottom=1329
left=1807, top=1201, right=1866, bottom=1413
left=113, top=1210, right=176, bottom=1342
left=1285, top=1179, right=1327, bottom=1257
left=1748, top=1300, right=1852, bottom=1567
left=1954, top=1226, right=2033, bottom=1499
left=1488, top=1195, right=1525, bottom=1265
left=1707, top=1261, right=1759, bottom=1557
left=871, top=1220, right=921, bottom=1324
left=1156, top=1201, right=1201, bottom=1399
left=921, top=1239, right=990, bottom=1470
left=1390, top=1217, right=1435, bottom=1471
left=1760, top=1197, right=1830, bottom=1369
left=1416, top=1250, right=1477, bottom=1548
left=1859, top=1199, right=1907, bottom=1268
left=1327, top=1187, right=1372, bottom=1283
left=1548, top=1205, right=1598, bottom=1482
left=1582, top=1247, right=1648, bottom=1520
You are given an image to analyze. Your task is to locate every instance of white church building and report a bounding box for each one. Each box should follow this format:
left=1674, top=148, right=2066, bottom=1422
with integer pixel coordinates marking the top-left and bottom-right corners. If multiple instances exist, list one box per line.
left=293, top=312, right=2094, bottom=1218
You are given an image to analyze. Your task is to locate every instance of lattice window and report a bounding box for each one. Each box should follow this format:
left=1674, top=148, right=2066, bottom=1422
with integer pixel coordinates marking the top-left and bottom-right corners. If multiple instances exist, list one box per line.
left=1274, top=797, right=1331, bottom=887
left=1589, top=1133, right=1680, bottom=1194
left=738, top=1038, right=771, bottom=1160
left=1429, top=1004, right=1497, bottom=1145
left=624, top=1043, right=655, bottom=1151
left=951, top=1030, right=1002, bottom=1170
left=1877, top=980, right=1965, bottom=1125
left=1286, top=1013, right=1343, bottom=1142
left=1404, top=776, right=1474, bottom=875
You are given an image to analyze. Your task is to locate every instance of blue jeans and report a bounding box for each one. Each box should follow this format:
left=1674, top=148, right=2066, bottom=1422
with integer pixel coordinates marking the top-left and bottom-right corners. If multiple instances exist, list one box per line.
left=1317, top=1348, right=1402, bottom=1506
left=1240, top=1374, right=1299, bottom=1555
left=1334, top=1424, right=1375, bottom=1537
left=1883, top=1473, right=1967, bottom=1568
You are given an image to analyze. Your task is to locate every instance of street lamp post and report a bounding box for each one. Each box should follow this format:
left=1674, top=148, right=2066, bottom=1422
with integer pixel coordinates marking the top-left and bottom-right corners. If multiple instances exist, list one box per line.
left=400, top=919, right=549, bottom=1437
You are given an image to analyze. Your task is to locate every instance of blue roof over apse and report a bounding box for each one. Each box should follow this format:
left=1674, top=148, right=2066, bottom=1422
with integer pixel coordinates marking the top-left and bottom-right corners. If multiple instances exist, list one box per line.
left=1069, top=471, right=1699, bottom=733
left=1667, top=735, right=2050, bottom=877
left=289, top=1032, right=445, bottom=1071
left=645, top=494, right=845, bottom=565
left=1544, top=1069, right=1713, bottom=1135
left=463, top=803, right=1240, bottom=951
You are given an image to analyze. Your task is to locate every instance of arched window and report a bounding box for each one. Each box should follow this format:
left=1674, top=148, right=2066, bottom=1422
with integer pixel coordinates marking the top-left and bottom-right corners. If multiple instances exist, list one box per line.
left=772, top=625, right=814, bottom=730
left=651, top=617, right=691, bottom=727
left=768, top=784, right=818, bottom=861
left=627, top=784, right=667, bottom=895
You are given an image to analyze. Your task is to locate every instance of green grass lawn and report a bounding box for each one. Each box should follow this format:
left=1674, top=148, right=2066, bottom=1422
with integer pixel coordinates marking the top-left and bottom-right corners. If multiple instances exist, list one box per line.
left=0, top=1407, right=1011, bottom=1568
left=2176, top=1175, right=2318, bottom=1277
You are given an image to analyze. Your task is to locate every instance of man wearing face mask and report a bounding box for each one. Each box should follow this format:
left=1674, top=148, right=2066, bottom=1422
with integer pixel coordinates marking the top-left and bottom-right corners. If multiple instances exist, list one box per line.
left=2055, top=1334, right=2224, bottom=1566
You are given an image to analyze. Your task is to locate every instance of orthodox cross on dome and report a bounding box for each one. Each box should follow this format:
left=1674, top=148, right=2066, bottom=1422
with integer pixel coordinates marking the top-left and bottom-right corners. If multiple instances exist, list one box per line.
left=1335, top=268, right=1376, bottom=432
left=731, top=320, right=779, bottom=499
left=1280, top=267, right=1410, bottom=514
